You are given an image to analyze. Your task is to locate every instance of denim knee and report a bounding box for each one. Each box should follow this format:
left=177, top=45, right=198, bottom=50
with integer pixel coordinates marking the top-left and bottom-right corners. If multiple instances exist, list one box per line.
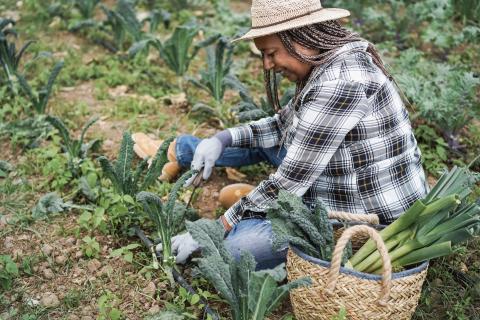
left=175, top=134, right=200, bottom=168
left=224, top=219, right=287, bottom=270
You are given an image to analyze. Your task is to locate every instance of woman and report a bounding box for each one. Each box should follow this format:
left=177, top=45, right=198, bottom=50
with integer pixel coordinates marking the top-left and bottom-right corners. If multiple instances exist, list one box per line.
left=141, top=0, right=428, bottom=269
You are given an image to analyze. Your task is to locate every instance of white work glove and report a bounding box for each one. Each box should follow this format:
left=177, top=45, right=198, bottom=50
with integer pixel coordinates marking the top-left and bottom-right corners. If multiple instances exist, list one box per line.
left=188, top=137, right=223, bottom=182
left=156, top=232, right=199, bottom=264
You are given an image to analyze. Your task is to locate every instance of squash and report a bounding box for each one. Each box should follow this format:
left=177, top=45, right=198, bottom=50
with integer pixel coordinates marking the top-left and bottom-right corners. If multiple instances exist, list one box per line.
left=159, top=161, right=181, bottom=182
left=218, top=183, right=255, bottom=209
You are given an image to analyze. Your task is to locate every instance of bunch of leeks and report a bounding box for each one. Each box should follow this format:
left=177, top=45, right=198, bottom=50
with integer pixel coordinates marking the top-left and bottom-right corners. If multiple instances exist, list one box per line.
left=347, top=166, right=480, bottom=274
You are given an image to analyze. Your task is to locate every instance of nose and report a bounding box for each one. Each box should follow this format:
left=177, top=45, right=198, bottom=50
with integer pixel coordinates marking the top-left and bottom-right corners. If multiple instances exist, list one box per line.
left=262, top=54, right=274, bottom=70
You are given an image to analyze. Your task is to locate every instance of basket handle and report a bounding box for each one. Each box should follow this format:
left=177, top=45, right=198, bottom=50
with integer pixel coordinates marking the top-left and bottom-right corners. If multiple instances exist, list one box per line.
left=328, top=211, right=380, bottom=225
left=324, top=225, right=392, bottom=306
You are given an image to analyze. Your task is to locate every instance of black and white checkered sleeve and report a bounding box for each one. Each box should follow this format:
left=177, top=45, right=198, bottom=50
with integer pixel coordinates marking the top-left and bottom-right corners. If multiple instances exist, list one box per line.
left=227, top=102, right=293, bottom=148
left=224, top=80, right=370, bottom=226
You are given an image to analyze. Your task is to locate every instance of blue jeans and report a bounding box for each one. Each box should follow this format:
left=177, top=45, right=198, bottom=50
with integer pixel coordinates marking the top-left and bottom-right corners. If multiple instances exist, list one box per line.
left=175, top=134, right=287, bottom=168
left=176, top=135, right=288, bottom=270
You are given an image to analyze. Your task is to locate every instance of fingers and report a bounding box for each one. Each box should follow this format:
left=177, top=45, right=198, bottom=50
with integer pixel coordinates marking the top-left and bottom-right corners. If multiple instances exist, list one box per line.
left=155, top=243, right=163, bottom=252
left=203, top=160, right=215, bottom=180
left=191, top=155, right=204, bottom=171
left=175, top=249, right=191, bottom=264
left=183, top=175, right=196, bottom=188
left=171, top=235, right=182, bottom=250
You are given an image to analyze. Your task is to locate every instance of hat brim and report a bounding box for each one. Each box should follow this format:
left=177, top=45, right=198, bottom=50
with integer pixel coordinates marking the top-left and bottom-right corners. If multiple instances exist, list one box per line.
left=232, top=8, right=350, bottom=43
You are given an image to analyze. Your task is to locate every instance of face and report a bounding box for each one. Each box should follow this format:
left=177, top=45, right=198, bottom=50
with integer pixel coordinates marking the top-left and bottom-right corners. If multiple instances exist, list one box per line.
left=254, top=34, right=318, bottom=82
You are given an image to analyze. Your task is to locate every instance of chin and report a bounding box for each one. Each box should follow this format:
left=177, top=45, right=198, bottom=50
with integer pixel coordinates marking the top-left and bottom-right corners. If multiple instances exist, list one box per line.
left=286, top=74, right=297, bottom=82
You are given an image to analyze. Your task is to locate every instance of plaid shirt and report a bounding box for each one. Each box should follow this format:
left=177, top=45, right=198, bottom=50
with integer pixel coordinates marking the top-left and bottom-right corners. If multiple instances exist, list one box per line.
left=224, top=41, right=428, bottom=226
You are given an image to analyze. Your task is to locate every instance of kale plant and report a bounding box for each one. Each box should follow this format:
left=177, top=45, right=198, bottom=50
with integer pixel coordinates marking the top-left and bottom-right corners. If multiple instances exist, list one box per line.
left=0, top=115, right=52, bottom=149
left=46, top=116, right=101, bottom=177
left=136, top=170, right=196, bottom=279
left=266, top=190, right=342, bottom=262
left=187, top=218, right=311, bottom=320
left=141, top=9, right=171, bottom=33
left=98, top=132, right=174, bottom=196
left=0, top=18, right=35, bottom=95
left=31, top=192, right=86, bottom=220
left=17, top=60, right=64, bottom=114
left=73, top=0, right=100, bottom=19
left=67, top=0, right=101, bottom=32
left=98, top=0, right=143, bottom=52
left=232, top=86, right=295, bottom=123
left=129, top=23, right=220, bottom=76
left=189, top=36, right=245, bottom=101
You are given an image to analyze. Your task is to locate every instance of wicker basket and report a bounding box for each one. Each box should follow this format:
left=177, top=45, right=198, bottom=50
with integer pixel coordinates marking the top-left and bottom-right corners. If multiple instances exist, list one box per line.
left=287, top=224, right=428, bottom=320
left=328, top=211, right=384, bottom=249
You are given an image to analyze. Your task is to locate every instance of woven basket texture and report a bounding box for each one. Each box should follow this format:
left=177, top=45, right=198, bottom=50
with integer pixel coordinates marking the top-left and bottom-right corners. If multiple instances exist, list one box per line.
left=287, top=248, right=428, bottom=320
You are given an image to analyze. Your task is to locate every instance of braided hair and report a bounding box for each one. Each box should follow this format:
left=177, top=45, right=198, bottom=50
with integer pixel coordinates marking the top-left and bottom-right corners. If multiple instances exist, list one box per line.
left=264, top=20, right=392, bottom=112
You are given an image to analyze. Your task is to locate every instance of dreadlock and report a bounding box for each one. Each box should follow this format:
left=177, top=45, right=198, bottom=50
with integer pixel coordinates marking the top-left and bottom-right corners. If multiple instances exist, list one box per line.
left=265, top=20, right=392, bottom=112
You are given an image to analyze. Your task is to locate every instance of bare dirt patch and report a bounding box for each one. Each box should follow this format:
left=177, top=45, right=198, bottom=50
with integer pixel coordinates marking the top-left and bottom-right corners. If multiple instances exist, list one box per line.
left=0, top=215, right=172, bottom=319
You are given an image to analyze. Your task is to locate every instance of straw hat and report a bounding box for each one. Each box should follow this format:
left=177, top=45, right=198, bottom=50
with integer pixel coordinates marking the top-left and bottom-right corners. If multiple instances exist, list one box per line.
left=232, top=0, right=350, bottom=43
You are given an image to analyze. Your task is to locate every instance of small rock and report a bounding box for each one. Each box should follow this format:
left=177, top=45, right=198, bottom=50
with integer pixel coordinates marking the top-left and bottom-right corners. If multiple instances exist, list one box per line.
left=459, top=262, right=468, bottom=273
left=18, top=234, right=29, bottom=241
left=4, top=237, right=14, bottom=249
left=143, top=281, right=156, bottom=296
left=26, top=298, right=40, bottom=307
left=16, top=1, right=23, bottom=8
left=86, top=259, right=101, bottom=273
left=148, top=304, right=160, bottom=314
left=68, top=315, right=80, bottom=320
left=81, top=306, right=94, bottom=316
left=41, top=244, right=54, bottom=256
left=55, top=255, right=67, bottom=265
left=66, top=237, right=76, bottom=245
left=108, top=85, right=129, bottom=98
left=43, top=268, right=54, bottom=280
left=164, top=92, right=188, bottom=109
left=75, top=251, right=83, bottom=259
left=40, top=292, right=60, bottom=308
left=0, top=214, right=13, bottom=228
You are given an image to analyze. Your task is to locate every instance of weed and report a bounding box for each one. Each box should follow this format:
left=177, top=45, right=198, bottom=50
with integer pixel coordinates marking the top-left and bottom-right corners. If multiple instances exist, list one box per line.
left=46, top=115, right=101, bottom=178
left=81, top=235, right=100, bottom=258
left=62, top=288, right=85, bottom=309
left=110, top=243, right=141, bottom=263
left=414, top=124, right=449, bottom=176
left=97, top=290, right=123, bottom=320
left=77, top=207, right=108, bottom=234
left=0, top=254, right=19, bottom=290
